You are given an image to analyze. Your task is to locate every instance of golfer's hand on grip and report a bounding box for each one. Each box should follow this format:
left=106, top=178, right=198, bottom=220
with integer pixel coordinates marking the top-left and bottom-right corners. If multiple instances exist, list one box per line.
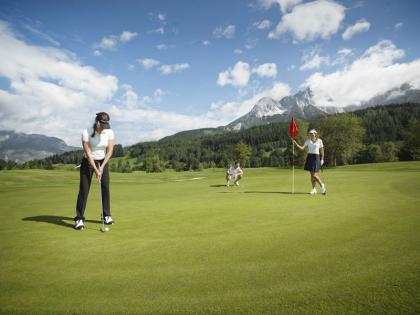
left=95, top=168, right=102, bottom=181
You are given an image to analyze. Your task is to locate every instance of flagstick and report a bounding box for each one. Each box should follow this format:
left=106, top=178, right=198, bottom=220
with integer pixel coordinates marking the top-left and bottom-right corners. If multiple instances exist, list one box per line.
left=292, top=139, right=295, bottom=194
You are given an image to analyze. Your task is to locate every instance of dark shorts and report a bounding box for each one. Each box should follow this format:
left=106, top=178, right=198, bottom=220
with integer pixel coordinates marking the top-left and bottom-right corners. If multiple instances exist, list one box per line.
left=304, top=154, right=321, bottom=172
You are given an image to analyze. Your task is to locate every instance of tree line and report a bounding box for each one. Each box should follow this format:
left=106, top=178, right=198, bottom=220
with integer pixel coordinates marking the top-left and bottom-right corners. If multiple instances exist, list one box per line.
left=1, top=103, right=420, bottom=172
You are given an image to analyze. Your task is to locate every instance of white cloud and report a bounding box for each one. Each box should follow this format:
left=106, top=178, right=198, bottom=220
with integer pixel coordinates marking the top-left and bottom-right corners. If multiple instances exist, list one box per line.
left=213, top=25, right=236, bottom=39
left=333, top=48, right=353, bottom=64
left=256, top=0, right=302, bottom=13
left=158, top=63, right=190, bottom=75
left=300, top=48, right=330, bottom=70
left=98, top=35, right=118, bottom=50
left=269, top=0, right=345, bottom=42
left=234, top=49, right=243, bottom=54
left=148, top=27, right=165, bottom=35
left=137, top=58, right=160, bottom=70
left=156, top=44, right=174, bottom=50
left=217, top=61, right=251, bottom=87
left=254, top=20, right=272, bottom=30
left=303, top=40, right=420, bottom=107
left=93, top=50, right=102, bottom=56
left=157, top=13, right=166, bottom=22
left=252, top=63, right=278, bottom=78
left=95, top=30, right=138, bottom=51
left=342, top=19, right=370, bottom=40
left=0, top=20, right=118, bottom=145
left=21, top=22, right=61, bottom=47
left=202, top=40, right=211, bottom=46
left=110, top=81, right=291, bottom=144
left=208, top=82, right=291, bottom=122
left=394, top=22, right=403, bottom=31
left=119, top=31, right=138, bottom=43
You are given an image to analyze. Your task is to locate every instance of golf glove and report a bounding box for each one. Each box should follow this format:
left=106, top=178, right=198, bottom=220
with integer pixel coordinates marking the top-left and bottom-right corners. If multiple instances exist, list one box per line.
left=320, top=159, right=324, bottom=166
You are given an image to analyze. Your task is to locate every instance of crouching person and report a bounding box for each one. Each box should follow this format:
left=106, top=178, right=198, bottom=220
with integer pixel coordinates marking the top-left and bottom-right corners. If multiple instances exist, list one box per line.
left=226, top=160, right=244, bottom=187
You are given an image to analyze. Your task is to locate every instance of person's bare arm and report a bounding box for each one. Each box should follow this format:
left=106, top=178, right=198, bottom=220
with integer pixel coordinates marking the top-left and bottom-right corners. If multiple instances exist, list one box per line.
left=292, top=139, right=305, bottom=150
left=99, top=140, right=114, bottom=173
left=82, top=141, right=101, bottom=180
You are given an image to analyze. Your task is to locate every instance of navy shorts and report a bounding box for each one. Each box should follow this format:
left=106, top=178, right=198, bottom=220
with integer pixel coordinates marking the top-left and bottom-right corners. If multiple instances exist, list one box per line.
left=304, top=154, right=321, bottom=172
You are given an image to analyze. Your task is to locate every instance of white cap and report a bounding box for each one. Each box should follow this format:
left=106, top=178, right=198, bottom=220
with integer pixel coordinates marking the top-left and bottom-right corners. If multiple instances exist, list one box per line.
left=309, top=129, right=317, bottom=134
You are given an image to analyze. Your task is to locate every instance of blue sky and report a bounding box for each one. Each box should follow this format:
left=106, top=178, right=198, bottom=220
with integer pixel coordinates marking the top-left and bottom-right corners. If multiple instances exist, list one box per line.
left=1, top=0, right=420, bottom=145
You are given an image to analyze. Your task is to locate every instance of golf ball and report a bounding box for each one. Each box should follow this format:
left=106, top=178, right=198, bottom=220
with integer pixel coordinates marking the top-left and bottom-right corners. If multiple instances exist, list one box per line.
left=105, top=227, right=109, bottom=231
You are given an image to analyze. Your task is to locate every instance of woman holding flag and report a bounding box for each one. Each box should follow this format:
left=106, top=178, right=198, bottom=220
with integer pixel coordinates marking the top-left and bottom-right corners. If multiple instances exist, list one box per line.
left=292, top=128, right=326, bottom=195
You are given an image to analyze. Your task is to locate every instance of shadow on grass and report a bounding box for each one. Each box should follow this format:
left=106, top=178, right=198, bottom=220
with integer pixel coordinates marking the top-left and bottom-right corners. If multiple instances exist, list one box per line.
left=22, top=215, right=101, bottom=229
left=244, top=191, right=308, bottom=195
left=210, top=184, right=229, bottom=187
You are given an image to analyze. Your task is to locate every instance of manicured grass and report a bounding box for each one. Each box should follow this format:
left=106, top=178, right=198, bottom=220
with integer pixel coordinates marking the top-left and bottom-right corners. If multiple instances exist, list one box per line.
left=0, top=162, right=419, bottom=314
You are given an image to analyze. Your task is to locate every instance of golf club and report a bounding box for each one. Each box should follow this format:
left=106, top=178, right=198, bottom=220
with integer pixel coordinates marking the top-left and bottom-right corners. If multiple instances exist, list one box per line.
left=99, top=178, right=109, bottom=233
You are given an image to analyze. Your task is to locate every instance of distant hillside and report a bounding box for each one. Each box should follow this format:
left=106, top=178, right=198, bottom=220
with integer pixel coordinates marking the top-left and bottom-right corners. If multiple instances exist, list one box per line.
left=0, top=131, right=78, bottom=162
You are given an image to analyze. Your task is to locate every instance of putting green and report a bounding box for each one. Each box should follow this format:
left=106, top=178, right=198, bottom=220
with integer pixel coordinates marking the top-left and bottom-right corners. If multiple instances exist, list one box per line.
left=0, top=162, right=419, bottom=314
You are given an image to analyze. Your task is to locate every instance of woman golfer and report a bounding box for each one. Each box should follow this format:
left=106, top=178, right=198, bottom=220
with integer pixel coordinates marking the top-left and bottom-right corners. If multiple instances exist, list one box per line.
left=74, top=112, right=115, bottom=230
left=292, top=129, right=326, bottom=195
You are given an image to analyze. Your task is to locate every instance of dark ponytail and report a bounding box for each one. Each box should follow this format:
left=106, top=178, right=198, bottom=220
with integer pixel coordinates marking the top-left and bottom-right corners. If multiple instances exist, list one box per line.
left=91, top=112, right=110, bottom=137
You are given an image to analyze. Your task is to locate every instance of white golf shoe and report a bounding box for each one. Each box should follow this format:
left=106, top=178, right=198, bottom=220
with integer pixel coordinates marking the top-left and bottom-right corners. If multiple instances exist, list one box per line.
left=74, top=219, right=84, bottom=230
left=309, top=188, right=317, bottom=195
left=226, top=182, right=230, bottom=187
left=320, top=184, right=326, bottom=194
left=104, top=216, right=114, bottom=225
left=234, top=181, right=240, bottom=186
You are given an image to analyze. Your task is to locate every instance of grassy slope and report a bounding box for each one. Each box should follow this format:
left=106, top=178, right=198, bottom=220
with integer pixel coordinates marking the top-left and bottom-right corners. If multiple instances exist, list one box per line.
left=0, top=162, right=419, bottom=314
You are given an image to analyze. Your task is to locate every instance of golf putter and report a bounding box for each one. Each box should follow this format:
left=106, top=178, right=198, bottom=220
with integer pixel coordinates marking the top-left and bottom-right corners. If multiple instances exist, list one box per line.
left=99, top=178, right=109, bottom=233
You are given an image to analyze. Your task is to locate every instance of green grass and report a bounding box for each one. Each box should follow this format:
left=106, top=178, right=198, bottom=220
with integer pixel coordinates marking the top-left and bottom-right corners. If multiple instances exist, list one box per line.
left=0, top=162, right=419, bottom=314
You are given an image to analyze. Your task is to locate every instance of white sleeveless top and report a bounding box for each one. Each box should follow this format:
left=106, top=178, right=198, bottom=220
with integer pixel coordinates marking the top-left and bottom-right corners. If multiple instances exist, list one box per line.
left=82, top=129, right=114, bottom=160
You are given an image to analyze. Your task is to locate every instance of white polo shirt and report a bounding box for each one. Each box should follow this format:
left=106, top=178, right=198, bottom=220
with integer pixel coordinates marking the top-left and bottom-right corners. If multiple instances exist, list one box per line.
left=82, top=129, right=115, bottom=160
left=304, top=139, right=324, bottom=155
left=228, top=165, right=243, bottom=176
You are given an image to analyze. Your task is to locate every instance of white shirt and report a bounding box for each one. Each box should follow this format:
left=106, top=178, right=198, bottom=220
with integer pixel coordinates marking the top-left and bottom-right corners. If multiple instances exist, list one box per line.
left=304, top=139, right=324, bottom=155
left=82, top=129, right=115, bottom=160
left=228, top=165, right=243, bottom=176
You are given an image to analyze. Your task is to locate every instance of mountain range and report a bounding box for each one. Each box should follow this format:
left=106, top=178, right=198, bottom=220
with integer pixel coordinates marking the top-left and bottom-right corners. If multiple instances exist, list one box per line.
left=225, top=84, right=420, bottom=131
left=163, top=84, right=420, bottom=141
left=0, top=131, right=77, bottom=163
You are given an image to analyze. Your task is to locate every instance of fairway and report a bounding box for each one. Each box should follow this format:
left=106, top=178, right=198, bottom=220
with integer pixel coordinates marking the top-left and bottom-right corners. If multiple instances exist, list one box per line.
left=0, top=162, right=419, bottom=314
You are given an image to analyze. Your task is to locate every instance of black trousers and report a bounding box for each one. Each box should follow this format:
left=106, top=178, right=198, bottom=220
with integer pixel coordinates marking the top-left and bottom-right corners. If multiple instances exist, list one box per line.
left=75, top=158, right=111, bottom=220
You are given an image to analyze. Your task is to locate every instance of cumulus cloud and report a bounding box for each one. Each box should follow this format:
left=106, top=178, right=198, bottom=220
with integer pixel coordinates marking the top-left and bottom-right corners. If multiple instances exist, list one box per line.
left=213, top=25, right=236, bottom=39
left=300, top=48, right=330, bottom=70
left=269, top=0, right=346, bottom=42
left=256, top=0, right=302, bottom=13
left=217, top=61, right=251, bottom=87
left=342, top=19, right=370, bottom=40
left=95, top=30, right=137, bottom=51
left=252, top=63, right=278, bottom=78
left=0, top=20, right=118, bottom=145
left=111, top=81, right=291, bottom=144
left=137, top=58, right=160, bottom=70
left=303, top=40, right=420, bottom=107
left=158, top=63, right=190, bottom=75
left=119, top=31, right=138, bottom=43
left=254, top=20, right=272, bottom=30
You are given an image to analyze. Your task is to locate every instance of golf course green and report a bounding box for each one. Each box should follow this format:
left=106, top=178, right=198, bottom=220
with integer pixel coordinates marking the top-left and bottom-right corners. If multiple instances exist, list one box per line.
left=0, top=162, right=419, bottom=314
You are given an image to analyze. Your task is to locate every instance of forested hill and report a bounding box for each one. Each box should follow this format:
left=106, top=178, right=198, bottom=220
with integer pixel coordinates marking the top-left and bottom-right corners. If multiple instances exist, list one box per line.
left=125, top=102, right=420, bottom=170
left=4, top=103, right=420, bottom=171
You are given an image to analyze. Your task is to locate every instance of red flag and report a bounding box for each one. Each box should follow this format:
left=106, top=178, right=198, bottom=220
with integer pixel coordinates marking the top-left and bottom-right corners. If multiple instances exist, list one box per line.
left=288, top=117, right=299, bottom=138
